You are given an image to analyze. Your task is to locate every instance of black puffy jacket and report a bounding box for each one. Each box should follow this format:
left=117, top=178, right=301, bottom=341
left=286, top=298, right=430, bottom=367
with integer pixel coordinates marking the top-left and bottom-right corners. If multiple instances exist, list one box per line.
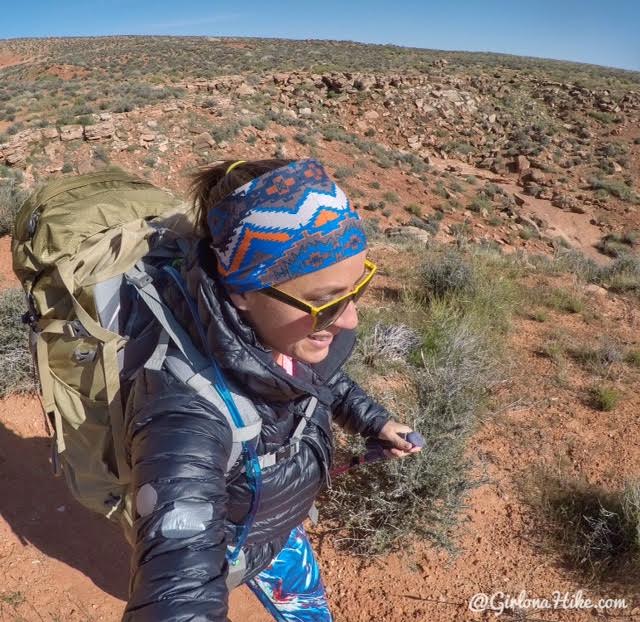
left=121, top=241, right=392, bottom=621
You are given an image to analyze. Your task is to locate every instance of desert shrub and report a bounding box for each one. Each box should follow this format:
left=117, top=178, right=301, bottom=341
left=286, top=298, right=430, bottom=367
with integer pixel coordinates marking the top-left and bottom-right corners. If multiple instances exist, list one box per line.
left=0, top=289, right=33, bottom=397
left=360, top=216, right=382, bottom=241
left=404, top=203, right=422, bottom=217
left=113, top=99, right=134, bottom=113
left=567, top=339, right=623, bottom=376
left=324, top=246, right=516, bottom=554
left=590, top=178, right=640, bottom=204
left=589, top=385, right=621, bottom=411
left=524, top=469, right=640, bottom=580
left=211, top=122, right=241, bottom=143
left=599, top=255, right=640, bottom=294
left=321, top=124, right=353, bottom=143
left=0, top=175, right=26, bottom=236
left=588, top=110, right=618, bottom=124
left=550, top=248, right=602, bottom=282
left=293, top=132, right=317, bottom=147
left=624, top=350, right=640, bottom=367
left=333, top=165, right=355, bottom=179
left=597, top=232, right=635, bottom=258
left=444, top=141, right=474, bottom=155
left=468, top=194, right=493, bottom=214
left=382, top=191, right=399, bottom=203
left=420, top=252, right=477, bottom=300
left=538, top=287, right=585, bottom=314
left=250, top=116, right=268, bottom=131
left=356, top=321, right=421, bottom=368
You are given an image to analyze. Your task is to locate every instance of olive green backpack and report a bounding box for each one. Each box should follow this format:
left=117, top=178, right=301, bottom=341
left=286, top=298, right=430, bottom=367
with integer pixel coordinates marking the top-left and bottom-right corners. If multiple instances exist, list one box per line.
left=11, top=166, right=196, bottom=534
left=12, top=167, right=319, bottom=583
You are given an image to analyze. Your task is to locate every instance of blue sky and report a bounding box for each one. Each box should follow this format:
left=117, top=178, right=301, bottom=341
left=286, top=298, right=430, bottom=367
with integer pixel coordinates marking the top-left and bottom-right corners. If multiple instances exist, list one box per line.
left=2, top=0, right=639, bottom=71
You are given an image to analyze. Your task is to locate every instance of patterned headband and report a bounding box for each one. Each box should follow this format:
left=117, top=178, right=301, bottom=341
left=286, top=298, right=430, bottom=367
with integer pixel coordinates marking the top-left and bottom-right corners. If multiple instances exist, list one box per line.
left=207, top=158, right=368, bottom=293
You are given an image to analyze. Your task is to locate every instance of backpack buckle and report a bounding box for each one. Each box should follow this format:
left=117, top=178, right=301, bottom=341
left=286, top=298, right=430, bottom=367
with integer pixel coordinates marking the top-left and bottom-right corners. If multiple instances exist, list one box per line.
left=125, top=270, right=153, bottom=289
left=62, top=320, right=88, bottom=338
left=275, top=439, right=300, bottom=462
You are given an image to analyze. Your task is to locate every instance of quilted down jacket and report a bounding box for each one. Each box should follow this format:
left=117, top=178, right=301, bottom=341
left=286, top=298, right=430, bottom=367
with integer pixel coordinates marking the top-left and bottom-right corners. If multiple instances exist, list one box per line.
left=121, top=240, right=393, bottom=621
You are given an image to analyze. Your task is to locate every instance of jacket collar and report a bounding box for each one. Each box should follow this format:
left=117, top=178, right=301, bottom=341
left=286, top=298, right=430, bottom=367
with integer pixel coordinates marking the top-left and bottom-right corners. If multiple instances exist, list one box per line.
left=171, top=240, right=355, bottom=405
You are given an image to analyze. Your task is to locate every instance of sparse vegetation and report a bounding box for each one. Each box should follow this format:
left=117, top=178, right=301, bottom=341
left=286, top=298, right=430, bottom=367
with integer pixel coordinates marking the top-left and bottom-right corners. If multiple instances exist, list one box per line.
left=524, top=468, right=640, bottom=581
left=590, top=177, right=640, bottom=203
left=588, top=384, right=621, bottom=411
left=0, top=288, right=33, bottom=397
left=0, top=172, right=26, bottom=236
left=324, top=245, right=517, bottom=554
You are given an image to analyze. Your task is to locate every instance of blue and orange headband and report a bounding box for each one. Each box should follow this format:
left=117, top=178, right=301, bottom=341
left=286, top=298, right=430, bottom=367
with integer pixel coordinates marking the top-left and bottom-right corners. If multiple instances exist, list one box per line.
left=207, top=158, right=368, bottom=293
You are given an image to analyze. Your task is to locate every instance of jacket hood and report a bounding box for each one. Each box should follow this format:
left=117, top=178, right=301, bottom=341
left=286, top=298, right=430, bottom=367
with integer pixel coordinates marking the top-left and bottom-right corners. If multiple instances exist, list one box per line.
left=162, top=239, right=354, bottom=406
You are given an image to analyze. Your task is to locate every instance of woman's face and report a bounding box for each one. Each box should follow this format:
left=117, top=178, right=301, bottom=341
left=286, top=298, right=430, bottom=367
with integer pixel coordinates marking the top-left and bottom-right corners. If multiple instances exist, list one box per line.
left=229, top=250, right=367, bottom=365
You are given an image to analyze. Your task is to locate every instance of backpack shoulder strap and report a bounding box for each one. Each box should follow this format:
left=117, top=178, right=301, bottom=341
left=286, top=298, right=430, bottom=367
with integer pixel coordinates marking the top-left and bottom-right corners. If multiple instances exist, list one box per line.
left=125, top=262, right=262, bottom=473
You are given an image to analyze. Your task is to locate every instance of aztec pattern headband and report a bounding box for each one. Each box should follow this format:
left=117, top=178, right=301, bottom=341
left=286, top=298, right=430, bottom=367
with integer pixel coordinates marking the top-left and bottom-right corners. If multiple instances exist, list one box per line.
left=207, top=158, right=368, bottom=293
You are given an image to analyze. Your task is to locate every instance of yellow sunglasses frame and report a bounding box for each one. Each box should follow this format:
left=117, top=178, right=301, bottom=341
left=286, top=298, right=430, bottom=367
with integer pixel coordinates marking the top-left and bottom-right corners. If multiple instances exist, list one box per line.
left=260, top=258, right=377, bottom=331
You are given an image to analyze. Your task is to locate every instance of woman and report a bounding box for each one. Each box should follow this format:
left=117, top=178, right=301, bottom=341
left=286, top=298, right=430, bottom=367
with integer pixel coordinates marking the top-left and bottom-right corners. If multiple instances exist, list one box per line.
left=122, top=158, right=422, bottom=621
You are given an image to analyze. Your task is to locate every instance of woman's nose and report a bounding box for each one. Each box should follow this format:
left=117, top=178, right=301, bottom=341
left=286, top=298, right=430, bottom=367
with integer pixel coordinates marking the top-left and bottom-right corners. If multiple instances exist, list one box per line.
left=333, top=300, right=358, bottom=330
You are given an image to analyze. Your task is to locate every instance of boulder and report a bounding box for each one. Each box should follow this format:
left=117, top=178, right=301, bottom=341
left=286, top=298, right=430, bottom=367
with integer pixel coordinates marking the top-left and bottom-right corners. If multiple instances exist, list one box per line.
left=84, top=121, right=115, bottom=141
left=5, top=147, right=26, bottom=166
left=353, top=75, right=376, bottom=91
left=385, top=225, right=430, bottom=244
left=236, top=83, right=255, bottom=97
left=515, top=155, right=530, bottom=173
left=60, top=125, right=84, bottom=141
left=194, top=132, right=215, bottom=149
left=551, top=192, right=579, bottom=211
left=42, top=127, right=60, bottom=140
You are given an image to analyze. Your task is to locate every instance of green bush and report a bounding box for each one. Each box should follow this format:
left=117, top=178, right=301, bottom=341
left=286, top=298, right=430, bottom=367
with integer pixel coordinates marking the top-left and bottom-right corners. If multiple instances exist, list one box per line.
left=590, top=178, right=640, bottom=204
left=404, top=203, right=422, bottom=217
left=0, top=289, right=33, bottom=397
left=0, top=176, right=26, bottom=236
left=420, top=252, right=477, bottom=300
left=524, top=469, right=640, bottom=580
left=599, top=255, right=640, bottom=294
left=589, top=385, right=621, bottom=411
left=624, top=350, right=640, bottom=367
left=382, top=191, right=399, bottom=203
left=541, top=287, right=585, bottom=314
left=333, top=165, right=355, bottom=179
left=323, top=246, right=517, bottom=554
left=597, top=232, right=635, bottom=258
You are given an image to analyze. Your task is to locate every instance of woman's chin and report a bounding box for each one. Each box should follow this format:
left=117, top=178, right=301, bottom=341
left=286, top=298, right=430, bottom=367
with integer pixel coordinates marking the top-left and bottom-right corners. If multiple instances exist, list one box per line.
left=295, top=342, right=331, bottom=364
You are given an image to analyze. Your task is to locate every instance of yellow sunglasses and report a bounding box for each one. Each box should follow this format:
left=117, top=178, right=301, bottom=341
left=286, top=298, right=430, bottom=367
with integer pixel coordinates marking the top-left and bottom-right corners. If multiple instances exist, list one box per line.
left=260, top=259, right=377, bottom=332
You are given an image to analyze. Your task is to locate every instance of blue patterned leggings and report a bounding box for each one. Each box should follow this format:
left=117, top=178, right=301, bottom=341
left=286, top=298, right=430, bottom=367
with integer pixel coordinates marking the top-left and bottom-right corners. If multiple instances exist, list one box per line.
left=245, top=524, right=333, bottom=621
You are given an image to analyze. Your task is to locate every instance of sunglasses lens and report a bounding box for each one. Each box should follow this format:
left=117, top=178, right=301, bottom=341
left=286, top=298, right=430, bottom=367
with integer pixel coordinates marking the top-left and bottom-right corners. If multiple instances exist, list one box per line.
left=315, top=299, right=351, bottom=331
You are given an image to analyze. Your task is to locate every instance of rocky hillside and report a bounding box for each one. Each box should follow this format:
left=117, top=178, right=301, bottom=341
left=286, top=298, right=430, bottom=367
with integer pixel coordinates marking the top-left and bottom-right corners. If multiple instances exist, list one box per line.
left=1, top=36, right=639, bottom=263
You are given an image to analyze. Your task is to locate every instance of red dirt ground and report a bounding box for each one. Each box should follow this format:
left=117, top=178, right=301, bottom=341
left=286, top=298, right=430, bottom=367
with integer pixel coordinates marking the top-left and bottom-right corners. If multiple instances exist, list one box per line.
left=2, top=231, right=639, bottom=621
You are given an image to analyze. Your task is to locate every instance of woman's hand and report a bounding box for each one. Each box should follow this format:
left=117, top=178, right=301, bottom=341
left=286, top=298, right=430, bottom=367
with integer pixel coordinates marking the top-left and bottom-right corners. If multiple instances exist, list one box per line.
left=377, top=420, right=423, bottom=459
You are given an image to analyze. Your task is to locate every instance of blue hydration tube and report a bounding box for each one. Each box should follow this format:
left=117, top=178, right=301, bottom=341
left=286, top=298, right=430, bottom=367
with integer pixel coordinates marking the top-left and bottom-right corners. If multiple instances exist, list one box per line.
left=162, top=264, right=263, bottom=564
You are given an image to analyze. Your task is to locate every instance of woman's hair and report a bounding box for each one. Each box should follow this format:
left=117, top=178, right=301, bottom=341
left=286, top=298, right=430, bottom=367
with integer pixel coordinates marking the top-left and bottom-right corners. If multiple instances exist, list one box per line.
left=189, top=158, right=295, bottom=242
